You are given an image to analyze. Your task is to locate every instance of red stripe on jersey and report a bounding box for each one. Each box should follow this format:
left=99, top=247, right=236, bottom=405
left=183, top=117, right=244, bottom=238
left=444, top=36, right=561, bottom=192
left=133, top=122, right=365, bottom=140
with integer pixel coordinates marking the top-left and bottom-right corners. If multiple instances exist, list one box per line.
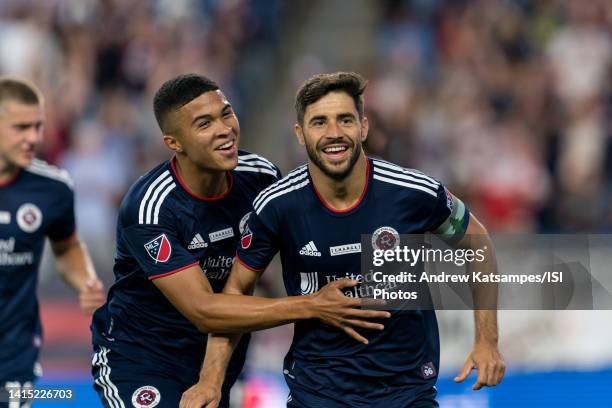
left=312, top=157, right=370, bottom=213
left=0, top=168, right=22, bottom=187
left=235, top=253, right=264, bottom=273
left=148, top=261, right=199, bottom=280
left=170, top=156, right=233, bottom=201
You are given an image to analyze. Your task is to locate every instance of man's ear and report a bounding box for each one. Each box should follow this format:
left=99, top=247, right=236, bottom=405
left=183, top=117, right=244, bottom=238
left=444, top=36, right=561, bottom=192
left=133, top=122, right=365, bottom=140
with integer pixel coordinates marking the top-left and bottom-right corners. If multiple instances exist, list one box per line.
left=163, top=134, right=183, bottom=153
left=360, top=116, right=369, bottom=143
left=294, top=123, right=305, bottom=146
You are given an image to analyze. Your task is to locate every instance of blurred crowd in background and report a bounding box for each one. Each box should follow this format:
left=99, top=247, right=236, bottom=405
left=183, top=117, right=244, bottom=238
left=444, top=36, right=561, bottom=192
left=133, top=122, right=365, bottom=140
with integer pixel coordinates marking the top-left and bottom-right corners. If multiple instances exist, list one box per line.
left=2, top=0, right=610, bottom=247
left=0, top=0, right=287, bottom=273
left=2, top=0, right=612, bottom=396
left=366, top=0, right=612, bottom=234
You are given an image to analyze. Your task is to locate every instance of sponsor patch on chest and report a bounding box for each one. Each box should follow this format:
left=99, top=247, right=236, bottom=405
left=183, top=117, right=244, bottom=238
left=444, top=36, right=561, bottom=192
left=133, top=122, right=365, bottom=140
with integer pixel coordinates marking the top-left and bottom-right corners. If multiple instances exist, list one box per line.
left=209, top=227, right=234, bottom=243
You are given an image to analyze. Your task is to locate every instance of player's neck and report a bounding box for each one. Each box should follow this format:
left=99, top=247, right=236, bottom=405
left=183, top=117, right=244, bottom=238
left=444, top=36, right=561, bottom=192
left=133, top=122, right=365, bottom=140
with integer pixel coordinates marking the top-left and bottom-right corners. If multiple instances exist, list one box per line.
left=309, top=154, right=368, bottom=211
left=173, top=156, right=229, bottom=199
left=0, top=160, right=21, bottom=186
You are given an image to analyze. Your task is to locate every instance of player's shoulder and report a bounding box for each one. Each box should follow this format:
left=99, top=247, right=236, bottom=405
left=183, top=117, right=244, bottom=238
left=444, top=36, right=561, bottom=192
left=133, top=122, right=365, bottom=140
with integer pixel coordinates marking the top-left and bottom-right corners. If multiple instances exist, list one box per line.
left=23, top=159, right=74, bottom=192
left=234, top=150, right=281, bottom=181
left=370, top=157, right=441, bottom=199
left=252, top=164, right=309, bottom=215
left=119, top=160, right=178, bottom=226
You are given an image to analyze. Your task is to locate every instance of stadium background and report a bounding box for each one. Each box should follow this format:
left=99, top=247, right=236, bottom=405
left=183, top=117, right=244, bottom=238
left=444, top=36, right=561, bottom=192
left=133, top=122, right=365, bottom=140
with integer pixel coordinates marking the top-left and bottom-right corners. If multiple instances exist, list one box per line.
left=2, top=0, right=612, bottom=406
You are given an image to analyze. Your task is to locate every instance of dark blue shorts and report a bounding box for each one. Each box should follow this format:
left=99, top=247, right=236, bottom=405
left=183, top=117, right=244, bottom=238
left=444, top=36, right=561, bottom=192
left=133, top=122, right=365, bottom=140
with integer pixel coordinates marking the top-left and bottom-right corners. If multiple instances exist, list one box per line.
left=286, top=384, right=439, bottom=408
left=92, top=346, right=233, bottom=408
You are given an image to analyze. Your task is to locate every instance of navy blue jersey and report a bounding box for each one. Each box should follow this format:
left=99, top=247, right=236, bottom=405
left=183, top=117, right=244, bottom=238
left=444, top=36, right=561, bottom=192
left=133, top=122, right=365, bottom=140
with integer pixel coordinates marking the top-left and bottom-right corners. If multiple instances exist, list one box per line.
left=91, top=151, right=280, bottom=385
left=237, top=157, right=469, bottom=406
left=0, top=160, right=75, bottom=382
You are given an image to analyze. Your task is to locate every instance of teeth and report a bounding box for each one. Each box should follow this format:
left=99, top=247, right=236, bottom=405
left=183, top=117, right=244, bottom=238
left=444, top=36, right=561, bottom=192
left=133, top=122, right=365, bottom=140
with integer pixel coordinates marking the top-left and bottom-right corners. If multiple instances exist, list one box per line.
left=323, top=146, right=347, bottom=153
left=217, top=140, right=234, bottom=150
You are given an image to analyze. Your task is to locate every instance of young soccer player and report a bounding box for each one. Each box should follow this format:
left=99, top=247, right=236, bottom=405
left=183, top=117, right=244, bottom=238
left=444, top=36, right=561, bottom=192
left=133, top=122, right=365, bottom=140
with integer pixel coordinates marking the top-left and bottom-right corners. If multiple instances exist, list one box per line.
left=0, top=77, right=104, bottom=408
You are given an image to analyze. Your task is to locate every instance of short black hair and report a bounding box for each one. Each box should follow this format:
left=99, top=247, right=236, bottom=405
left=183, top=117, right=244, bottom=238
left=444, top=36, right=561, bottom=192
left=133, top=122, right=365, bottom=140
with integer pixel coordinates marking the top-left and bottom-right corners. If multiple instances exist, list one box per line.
left=0, top=77, right=43, bottom=107
left=153, top=73, right=220, bottom=133
left=295, top=72, right=367, bottom=125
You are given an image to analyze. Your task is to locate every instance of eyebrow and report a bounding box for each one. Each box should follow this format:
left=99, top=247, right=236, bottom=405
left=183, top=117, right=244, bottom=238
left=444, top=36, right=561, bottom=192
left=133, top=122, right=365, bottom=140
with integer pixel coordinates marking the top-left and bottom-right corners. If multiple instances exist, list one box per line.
left=308, top=115, right=327, bottom=125
left=308, top=112, right=356, bottom=125
left=190, top=103, right=233, bottom=126
left=191, top=114, right=212, bottom=126
left=13, top=120, right=43, bottom=127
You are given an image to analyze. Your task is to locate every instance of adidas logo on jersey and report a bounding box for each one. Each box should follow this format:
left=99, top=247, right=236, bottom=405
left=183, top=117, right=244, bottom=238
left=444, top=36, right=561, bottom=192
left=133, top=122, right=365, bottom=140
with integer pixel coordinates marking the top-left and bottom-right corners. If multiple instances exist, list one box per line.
left=299, top=241, right=321, bottom=257
left=188, top=233, right=208, bottom=250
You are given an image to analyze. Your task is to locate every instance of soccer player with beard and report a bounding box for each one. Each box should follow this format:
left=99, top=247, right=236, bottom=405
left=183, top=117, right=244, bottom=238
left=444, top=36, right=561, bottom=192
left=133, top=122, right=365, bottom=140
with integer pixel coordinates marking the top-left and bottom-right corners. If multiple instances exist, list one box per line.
left=182, top=72, right=505, bottom=408
left=90, top=74, right=388, bottom=408
left=0, top=77, right=105, bottom=408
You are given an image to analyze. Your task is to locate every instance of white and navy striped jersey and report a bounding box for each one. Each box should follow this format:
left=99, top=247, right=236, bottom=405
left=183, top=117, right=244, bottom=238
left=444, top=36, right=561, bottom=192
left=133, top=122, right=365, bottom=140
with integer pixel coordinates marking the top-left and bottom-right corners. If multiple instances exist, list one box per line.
left=91, top=150, right=280, bottom=383
left=237, top=157, right=469, bottom=406
left=0, top=159, right=75, bottom=382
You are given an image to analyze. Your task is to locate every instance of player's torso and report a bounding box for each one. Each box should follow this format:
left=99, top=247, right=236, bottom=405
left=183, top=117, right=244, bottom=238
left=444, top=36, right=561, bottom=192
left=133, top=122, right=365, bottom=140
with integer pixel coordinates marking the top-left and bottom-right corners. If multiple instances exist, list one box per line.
left=0, top=166, right=72, bottom=380
left=274, top=161, right=441, bottom=399
left=110, top=171, right=261, bottom=323
left=96, top=154, right=278, bottom=374
left=113, top=167, right=264, bottom=292
left=278, top=170, right=427, bottom=298
left=0, top=171, right=64, bottom=292
left=161, top=178, right=256, bottom=292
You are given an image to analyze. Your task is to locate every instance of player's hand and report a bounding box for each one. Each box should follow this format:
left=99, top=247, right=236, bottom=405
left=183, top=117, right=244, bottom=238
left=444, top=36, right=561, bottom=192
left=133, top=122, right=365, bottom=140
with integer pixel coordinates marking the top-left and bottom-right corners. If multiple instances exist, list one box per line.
left=310, top=279, right=390, bottom=345
left=179, top=381, right=221, bottom=408
left=79, top=277, right=105, bottom=315
left=454, top=341, right=505, bottom=390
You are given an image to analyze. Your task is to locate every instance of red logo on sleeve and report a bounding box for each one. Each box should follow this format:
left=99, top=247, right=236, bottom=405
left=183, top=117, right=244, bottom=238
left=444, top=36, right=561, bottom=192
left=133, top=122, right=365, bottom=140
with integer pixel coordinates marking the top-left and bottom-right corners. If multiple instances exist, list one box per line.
left=241, top=224, right=253, bottom=249
left=144, top=234, right=172, bottom=263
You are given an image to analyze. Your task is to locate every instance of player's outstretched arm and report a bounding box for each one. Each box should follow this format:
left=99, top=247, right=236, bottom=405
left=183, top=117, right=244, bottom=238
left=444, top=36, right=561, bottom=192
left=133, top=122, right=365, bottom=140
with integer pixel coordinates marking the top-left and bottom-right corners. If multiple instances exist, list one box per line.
left=179, top=260, right=390, bottom=408
left=50, top=234, right=105, bottom=315
left=453, top=213, right=506, bottom=390
left=153, top=260, right=390, bottom=335
left=180, top=260, right=259, bottom=408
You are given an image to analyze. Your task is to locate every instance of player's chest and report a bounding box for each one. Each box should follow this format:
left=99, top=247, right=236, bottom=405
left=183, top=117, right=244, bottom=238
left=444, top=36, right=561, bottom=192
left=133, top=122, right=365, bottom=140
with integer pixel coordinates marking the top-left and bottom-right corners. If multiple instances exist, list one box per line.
left=178, top=201, right=253, bottom=279
left=280, top=203, right=427, bottom=296
left=0, top=187, right=52, bottom=241
left=281, top=204, right=421, bottom=262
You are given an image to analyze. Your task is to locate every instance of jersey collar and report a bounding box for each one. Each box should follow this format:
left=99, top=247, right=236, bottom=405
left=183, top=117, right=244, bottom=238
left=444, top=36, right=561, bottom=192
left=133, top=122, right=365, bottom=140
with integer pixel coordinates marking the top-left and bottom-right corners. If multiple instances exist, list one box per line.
left=0, top=168, right=22, bottom=187
left=310, top=157, right=371, bottom=215
left=170, top=155, right=233, bottom=202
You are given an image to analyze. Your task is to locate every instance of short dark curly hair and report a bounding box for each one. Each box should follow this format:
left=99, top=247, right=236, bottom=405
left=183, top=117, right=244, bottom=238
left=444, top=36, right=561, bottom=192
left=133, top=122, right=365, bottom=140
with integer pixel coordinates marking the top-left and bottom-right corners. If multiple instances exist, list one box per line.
left=153, top=73, right=219, bottom=133
left=294, top=72, right=367, bottom=125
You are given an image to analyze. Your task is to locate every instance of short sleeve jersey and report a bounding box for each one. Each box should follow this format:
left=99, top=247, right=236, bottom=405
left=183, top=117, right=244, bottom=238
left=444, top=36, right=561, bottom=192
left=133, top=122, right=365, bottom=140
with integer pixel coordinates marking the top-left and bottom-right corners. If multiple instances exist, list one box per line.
left=237, top=157, right=469, bottom=406
left=0, top=159, right=75, bottom=381
left=91, top=151, right=280, bottom=383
